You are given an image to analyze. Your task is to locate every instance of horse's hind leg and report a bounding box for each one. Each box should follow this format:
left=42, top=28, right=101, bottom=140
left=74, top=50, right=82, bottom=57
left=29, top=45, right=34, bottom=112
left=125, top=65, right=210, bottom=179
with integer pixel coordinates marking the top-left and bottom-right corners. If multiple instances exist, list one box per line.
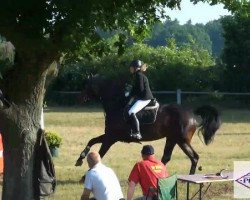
left=161, top=139, right=176, bottom=165
left=178, top=142, right=199, bottom=174
left=75, top=134, right=106, bottom=166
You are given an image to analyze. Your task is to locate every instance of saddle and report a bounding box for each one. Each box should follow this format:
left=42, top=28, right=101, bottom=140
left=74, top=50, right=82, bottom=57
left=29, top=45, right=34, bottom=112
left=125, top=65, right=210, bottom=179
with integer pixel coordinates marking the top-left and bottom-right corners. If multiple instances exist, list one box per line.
left=124, top=99, right=159, bottom=124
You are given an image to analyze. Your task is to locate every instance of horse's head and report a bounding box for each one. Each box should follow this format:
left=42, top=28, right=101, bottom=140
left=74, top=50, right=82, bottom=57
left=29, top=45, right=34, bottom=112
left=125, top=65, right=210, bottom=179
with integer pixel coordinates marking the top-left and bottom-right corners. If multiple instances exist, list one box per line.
left=81, top=74, right=104, bottom=102
left=81, top=74, right=129, bottom=109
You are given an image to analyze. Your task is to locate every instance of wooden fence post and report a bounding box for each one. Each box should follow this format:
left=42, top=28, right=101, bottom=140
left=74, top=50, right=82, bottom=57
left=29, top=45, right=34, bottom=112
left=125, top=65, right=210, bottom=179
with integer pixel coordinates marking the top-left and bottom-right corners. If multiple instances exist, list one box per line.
left=177, top=89, right=181, bottom=105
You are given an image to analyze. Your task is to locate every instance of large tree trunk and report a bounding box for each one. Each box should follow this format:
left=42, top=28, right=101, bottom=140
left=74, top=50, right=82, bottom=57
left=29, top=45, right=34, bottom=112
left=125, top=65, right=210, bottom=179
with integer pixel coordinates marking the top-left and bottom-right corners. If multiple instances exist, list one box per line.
left=0, top=61, right=48, bottom=199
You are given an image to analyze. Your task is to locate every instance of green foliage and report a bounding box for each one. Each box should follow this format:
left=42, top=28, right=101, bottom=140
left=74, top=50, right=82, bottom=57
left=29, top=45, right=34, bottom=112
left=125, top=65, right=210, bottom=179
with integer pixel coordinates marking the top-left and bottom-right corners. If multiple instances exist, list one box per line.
left=145, top=19, right=213, bottom=54
left=0, top=0, right=244, bottom=91
left=47, top=42, right=216, bottom=104
left=45, top=130, right=62, bottom=148
left=205, top=19, right=225, bottom=57
left=0, top=0, right=244, bottom=65
left=0, top=0, right=179, bottom=62
left=222, top=14, right=250, bottom=70
left=221, top=4, right=250, bottom=92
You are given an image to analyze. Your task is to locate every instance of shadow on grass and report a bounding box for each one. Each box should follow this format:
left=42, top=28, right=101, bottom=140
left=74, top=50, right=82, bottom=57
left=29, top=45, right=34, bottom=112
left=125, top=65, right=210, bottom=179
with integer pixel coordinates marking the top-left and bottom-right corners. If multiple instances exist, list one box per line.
left=44, top=105, right=250, bottom=124
left=220, top=109, right=250, bottom=123
left=44, top=105, right=103, bottom=113
left=57, top=179, right=82, bottom=186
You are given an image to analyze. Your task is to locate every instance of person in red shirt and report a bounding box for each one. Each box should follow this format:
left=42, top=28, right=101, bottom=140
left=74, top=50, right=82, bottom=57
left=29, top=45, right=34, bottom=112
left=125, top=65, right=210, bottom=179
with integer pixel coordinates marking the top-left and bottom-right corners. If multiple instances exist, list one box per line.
left=127, top=145, right=169, bottom=200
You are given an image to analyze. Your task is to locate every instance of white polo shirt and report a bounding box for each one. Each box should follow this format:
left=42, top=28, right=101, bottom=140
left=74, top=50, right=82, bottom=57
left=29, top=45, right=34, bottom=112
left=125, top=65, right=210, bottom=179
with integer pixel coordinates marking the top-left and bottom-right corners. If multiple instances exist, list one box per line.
left=84, top=163, right=124, bottom=200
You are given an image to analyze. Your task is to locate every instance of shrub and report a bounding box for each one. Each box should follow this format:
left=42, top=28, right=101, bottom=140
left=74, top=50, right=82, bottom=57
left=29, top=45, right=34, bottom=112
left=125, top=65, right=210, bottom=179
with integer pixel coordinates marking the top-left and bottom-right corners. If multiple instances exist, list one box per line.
left=45, top=130, right=62, bottom=148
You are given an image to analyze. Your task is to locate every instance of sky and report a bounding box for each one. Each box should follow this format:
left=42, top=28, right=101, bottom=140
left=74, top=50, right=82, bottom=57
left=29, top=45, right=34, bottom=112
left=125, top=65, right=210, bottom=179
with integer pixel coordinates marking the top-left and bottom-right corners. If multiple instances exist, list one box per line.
left=165, top=1, right=232, bottom=25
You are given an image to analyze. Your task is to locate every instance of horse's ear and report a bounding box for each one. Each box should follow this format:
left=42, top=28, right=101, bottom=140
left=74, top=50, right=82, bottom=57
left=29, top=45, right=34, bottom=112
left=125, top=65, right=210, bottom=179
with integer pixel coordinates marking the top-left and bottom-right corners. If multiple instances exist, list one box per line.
left=86, top=73, right=93, bottom=80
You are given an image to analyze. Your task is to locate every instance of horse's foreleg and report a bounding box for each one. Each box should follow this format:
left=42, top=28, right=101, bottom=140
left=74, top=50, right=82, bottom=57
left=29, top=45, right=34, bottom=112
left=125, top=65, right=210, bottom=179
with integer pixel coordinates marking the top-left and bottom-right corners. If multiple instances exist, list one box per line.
left=161, top=139, right=176, bottom=165
left=98, top=137, right=117, bottom=158
left=178, top=142, right=199, bottom=174
left=80, top=135, right=106, bottom=158
left=75, top=134, right=105, bottom=166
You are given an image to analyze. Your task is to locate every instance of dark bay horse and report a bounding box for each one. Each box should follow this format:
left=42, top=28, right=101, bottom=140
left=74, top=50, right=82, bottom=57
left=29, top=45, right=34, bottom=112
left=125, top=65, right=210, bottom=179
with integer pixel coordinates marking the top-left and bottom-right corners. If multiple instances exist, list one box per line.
left=75, top=75, right=221, bottom=174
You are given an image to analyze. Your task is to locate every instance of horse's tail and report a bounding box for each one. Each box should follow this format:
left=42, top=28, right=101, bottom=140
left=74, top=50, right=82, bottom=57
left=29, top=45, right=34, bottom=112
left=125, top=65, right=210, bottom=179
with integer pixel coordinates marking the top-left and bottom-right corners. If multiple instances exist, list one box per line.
left=194, top=105, right=221, bottom=145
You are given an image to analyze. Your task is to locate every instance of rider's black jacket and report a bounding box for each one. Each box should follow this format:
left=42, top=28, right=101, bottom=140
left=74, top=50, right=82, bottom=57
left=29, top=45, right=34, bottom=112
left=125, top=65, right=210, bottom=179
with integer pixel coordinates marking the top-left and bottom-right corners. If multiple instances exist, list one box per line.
left=130, top=71, right=153, bottom=100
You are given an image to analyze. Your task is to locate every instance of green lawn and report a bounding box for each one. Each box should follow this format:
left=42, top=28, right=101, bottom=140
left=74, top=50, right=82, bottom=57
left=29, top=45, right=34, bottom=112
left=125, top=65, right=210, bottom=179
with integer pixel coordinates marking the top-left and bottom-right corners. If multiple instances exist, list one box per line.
left=1, top=107, right=250, bottom=199
left=43, top=107, right=250, bottom=200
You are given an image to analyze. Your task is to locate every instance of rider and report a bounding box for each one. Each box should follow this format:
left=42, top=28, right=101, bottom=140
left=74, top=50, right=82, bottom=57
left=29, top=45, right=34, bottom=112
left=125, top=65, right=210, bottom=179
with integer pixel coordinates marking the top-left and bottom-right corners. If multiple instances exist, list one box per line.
left=128, top=60, right=154, bottom=140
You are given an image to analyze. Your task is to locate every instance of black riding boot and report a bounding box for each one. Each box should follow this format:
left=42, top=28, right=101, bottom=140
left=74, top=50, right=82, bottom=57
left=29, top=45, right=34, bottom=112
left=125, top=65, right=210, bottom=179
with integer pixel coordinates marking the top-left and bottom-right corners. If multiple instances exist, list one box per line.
left=130, top=113, right=142, bottom=140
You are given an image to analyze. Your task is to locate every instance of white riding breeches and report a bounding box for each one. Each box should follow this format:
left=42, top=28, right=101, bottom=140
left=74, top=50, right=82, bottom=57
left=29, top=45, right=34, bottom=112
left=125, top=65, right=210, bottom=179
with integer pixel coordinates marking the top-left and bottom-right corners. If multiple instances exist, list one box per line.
left=128, top=99, right=151, bottom=115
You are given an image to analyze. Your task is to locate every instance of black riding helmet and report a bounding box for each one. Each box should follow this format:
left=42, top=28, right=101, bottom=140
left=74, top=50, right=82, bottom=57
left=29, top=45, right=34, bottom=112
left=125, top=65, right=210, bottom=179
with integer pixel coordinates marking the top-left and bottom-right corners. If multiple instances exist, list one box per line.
left=130, top=60, right=142, bottom=69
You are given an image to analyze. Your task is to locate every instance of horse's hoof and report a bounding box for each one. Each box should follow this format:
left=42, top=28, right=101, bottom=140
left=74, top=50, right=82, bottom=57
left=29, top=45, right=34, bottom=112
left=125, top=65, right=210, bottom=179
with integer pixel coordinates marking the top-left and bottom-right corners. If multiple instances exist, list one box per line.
left=130, top=133, right=142, bottom=140
left=75, top=159, right=83, bottom=166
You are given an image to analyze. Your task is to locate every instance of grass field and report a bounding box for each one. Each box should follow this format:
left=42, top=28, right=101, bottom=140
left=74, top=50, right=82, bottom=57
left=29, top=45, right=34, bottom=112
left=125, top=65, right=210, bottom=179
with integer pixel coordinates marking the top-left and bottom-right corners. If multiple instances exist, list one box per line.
left=43, top=107, right=250, bottom=200
left=1, top=107, right=250, bottom=199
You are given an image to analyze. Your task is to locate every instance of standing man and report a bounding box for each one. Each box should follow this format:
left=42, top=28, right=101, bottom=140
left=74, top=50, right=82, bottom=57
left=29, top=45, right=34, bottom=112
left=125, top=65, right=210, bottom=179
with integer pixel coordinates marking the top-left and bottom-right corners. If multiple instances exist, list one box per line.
left=127, top=145, right=169, bottom=200
left=81, top=151, right=124, bottom=200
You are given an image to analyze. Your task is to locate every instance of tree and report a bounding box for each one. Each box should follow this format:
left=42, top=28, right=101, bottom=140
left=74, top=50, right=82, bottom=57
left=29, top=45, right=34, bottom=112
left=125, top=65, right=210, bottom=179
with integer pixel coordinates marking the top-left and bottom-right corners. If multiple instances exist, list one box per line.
left=205, top=19, right=225, bottom=58
left=145, top=19, right=213, bottom=54
left=221, top=3, right=250, bottom=92
left=0, top=0, right=245, bottom=199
